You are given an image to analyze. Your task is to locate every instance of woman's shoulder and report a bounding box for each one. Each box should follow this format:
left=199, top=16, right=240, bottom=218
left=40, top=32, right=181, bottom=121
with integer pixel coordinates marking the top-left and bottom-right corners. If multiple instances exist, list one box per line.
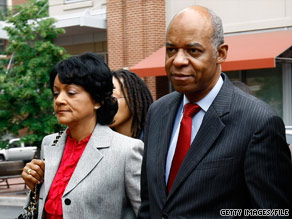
left=92, top=124, right=143, bottom=150
left=42, top=131, right=65, bottom=147
left=111, top=131, right=144, bottom=166
left=109, top=130, right=143, bottom=154
left=42, top=133, right=57, bottom=145
left=112, top=130, right=143, bottom=146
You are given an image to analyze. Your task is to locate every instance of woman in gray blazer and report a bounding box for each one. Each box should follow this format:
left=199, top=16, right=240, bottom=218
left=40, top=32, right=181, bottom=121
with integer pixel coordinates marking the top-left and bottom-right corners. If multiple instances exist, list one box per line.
left=21, top=53, right=143, bottom=218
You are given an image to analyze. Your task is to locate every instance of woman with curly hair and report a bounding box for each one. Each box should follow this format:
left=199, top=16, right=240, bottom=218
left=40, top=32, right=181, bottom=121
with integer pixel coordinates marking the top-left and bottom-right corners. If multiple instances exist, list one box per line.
left=111, top=69, right=153, bottom=139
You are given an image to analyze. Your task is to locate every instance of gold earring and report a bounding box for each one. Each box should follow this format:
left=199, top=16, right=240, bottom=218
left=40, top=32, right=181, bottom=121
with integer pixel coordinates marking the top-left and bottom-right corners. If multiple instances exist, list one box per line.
left=94, top=106, right=99, bottom=110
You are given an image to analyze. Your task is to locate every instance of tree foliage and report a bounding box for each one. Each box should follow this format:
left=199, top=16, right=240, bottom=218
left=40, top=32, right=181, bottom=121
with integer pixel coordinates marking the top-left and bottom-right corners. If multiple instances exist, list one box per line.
left=0, top=0, right=69, bottom=147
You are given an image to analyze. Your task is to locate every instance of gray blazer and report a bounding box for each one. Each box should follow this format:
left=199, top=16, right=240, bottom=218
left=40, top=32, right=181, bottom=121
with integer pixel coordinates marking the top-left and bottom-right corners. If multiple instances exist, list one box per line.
left=37, top=124, right=143, bottom=219
left=139, top=74, right=292, bottom=218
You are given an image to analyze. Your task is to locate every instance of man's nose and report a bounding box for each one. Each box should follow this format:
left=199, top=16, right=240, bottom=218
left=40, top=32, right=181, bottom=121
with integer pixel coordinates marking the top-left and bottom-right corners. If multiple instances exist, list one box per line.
left=173, top=49, right=189, bottom=67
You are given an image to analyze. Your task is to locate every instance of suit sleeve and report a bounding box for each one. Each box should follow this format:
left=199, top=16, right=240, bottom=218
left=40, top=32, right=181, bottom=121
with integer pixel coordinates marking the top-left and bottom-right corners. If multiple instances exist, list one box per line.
left=138, top=106, right=152, bottom=219
left=244, top=114, right=292, bottom=210
left=125, top=139, right=144, bottom=216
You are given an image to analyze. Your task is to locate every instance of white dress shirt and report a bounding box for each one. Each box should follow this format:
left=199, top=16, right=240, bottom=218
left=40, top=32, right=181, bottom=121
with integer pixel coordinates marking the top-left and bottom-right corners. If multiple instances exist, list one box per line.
left=165, top=76, right=223, bottom=183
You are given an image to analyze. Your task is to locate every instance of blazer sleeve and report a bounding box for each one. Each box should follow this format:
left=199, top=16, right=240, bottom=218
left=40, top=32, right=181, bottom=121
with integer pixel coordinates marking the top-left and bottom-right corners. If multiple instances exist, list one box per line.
left=138, top=139, right=150, bottom=219
left=22, top=135, right=50, bottom=211
left=125, top=138, right=144, bottom=216
left=244, top=114, right=292, bottom=209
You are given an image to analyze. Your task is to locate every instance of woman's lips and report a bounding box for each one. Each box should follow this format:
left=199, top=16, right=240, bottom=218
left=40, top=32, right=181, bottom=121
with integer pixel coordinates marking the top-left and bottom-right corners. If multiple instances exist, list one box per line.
left=56, top=110, right=69, bottom=114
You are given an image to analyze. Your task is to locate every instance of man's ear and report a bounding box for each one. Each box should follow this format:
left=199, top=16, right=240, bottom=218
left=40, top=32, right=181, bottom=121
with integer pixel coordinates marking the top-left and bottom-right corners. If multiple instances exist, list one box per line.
left=216, top=43, right=228, bottom=64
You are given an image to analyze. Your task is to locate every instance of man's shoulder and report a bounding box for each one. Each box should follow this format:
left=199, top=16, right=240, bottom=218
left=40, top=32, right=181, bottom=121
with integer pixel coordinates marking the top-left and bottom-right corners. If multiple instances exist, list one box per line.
left=232, top=86, right=277, bottom=116
left=151, top=91, right=181, bottom=109
left=220, top=75, right=278, bottom=117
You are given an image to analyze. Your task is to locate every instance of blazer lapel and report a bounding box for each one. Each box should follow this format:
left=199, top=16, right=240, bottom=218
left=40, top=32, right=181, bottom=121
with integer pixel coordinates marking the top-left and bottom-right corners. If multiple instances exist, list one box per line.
left=63, top=124, right=111, bottom=196
left=167, top=74, right=234, bottom=198
left=44, top=131, right=67, bottom=198
left=156, top=92, right=183, bottom=201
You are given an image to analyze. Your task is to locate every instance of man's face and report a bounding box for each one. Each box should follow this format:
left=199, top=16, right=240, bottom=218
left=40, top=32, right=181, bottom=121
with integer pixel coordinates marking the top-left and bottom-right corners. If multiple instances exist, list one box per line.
left=165, top=8, right=222, bottom=102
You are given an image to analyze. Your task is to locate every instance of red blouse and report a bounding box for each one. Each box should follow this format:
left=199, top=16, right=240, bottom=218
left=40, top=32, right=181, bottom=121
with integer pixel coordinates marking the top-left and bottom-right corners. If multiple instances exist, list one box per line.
left=45, top=129, right=91, bottom=219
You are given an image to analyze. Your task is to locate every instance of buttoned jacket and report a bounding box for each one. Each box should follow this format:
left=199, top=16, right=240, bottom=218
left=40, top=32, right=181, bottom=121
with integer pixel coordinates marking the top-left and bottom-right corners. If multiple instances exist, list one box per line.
left=138, top=74, right=292, bottom=218
left=37, top=124, right=143, bottom=219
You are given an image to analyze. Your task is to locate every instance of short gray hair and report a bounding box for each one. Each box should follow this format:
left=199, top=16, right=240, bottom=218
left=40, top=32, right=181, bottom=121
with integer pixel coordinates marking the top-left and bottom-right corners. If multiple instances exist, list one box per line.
left=207, top=8, right=224, bottom=52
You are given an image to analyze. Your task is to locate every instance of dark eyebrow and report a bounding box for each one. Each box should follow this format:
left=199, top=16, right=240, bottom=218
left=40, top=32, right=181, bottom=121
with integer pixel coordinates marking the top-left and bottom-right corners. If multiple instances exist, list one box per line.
left=186, top=43, right=203, bottom=48
left=165, top=42, right=203, bottom=49
left=53, top=83, right=73, bottom=90
left=166, top=42, right=174, bottom=47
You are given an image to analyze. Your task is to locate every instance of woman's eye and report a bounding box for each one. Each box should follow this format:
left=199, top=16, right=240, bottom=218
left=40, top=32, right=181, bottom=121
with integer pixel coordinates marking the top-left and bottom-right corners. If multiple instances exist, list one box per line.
left=68, top=91, right=76, bottom=96
left=53, top=92, right=59, bottom=97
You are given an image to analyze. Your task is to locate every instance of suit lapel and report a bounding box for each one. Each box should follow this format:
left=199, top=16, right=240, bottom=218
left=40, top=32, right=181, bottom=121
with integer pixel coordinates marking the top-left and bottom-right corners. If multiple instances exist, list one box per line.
left=63, top=124, right=111, bottom=196
left=157, top=92, right=183, bottom=201
left=167, top=74, right=234, bottom=198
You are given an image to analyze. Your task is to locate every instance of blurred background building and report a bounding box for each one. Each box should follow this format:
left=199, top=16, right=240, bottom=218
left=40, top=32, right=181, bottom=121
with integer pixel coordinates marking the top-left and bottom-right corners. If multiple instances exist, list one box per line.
left=0, top=0, right=291, bottom=126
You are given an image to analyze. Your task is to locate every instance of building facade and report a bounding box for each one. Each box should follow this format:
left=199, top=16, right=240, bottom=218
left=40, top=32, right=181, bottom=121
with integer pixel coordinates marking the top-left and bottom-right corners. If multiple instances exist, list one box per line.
left=0, top=0, right=291, bottom=125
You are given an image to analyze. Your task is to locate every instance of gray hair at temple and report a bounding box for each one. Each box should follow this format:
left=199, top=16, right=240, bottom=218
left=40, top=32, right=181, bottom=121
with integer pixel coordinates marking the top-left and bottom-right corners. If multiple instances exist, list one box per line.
left=207, top=8, right=225, bottom=53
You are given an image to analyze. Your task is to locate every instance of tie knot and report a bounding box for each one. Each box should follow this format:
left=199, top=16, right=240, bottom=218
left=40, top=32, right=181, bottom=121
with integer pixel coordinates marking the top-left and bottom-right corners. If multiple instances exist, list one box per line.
left=183, top=103, right=200, bottom=117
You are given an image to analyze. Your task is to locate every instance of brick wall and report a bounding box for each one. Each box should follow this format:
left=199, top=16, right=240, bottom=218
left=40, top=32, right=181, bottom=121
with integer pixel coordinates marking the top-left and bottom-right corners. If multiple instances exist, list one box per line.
left=12, top=0, right=28, bottom=6
left=107, top=0, right=125, bottom=69
left=107, top=0, right=168, bottom=100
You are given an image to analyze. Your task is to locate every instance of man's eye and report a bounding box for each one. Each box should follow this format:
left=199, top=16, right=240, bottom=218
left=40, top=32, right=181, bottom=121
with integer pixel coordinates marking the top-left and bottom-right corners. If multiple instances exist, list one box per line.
left=166, top=48, right=177, bottom=54
left=188, top=48, right=198, bottom=54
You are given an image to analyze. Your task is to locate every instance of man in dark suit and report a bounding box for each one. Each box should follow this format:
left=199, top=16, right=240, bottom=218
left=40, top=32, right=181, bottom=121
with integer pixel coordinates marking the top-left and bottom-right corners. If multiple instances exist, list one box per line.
left=138, top=5, right=292, bottom=218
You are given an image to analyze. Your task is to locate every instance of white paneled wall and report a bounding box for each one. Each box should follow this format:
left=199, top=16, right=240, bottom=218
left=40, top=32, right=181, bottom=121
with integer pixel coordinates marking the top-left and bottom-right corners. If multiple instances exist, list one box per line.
left=166, top=0, right=292, bottom=33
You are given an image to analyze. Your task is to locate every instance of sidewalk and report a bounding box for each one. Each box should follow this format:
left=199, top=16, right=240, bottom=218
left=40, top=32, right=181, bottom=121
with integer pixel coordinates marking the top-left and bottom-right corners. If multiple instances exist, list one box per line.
left=0, top=177, right=28, bottom=206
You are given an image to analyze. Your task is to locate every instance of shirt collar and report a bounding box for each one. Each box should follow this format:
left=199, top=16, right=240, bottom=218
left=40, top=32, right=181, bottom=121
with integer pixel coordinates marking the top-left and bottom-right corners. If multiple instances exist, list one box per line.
left=66, top=128, right=93, bottom=146
left=183, top=75, right=223, bottom=112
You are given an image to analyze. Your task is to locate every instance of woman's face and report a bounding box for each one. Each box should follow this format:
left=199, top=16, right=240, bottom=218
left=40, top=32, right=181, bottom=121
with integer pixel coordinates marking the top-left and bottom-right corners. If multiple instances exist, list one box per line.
left=110, top=77, right=132, bottom=133
left=53, top=75, right=97, bottom=128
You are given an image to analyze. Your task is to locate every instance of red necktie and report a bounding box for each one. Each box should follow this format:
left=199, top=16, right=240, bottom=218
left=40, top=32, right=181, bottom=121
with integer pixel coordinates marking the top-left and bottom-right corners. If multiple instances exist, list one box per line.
left=167, top=103, right=200, bottom=193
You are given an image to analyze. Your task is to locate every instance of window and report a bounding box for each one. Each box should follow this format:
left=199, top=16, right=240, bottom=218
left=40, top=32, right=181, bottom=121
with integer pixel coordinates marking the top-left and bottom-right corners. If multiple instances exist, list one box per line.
left=96, top=52, right=108, bottom=64
left=0, top=0, right=6, bottom=20
left=0, top=39, right=5, bottom=52
left=246, top=66, right=283, bottom=117
left=226, top=66, right=283, bottom=117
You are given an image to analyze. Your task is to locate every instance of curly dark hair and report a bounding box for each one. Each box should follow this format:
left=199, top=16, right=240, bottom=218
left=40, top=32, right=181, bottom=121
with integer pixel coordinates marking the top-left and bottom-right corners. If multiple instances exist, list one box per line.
left=50, top=52, right=118, bottom=125
left=112, top=69, right=153, bottom=139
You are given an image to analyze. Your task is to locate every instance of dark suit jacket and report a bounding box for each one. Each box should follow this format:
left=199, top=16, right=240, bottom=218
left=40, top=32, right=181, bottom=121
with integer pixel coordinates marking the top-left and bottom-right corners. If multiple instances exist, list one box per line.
left=138, top=74, right=292, bottom=218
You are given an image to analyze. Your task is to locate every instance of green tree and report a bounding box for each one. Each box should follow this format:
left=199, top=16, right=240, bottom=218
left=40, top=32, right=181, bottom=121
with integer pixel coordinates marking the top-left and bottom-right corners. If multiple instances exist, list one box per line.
left=0, top=0, right=69, bottom=147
